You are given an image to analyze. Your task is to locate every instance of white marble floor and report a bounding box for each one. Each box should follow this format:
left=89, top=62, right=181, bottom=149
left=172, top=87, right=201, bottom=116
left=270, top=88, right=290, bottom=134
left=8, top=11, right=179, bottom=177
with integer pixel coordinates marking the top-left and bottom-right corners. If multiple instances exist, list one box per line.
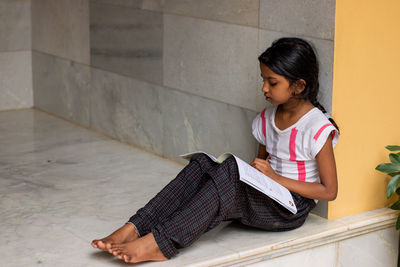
left=0, top=109, right=398, bottom=267
left=0, top=109, right=185, bottom=266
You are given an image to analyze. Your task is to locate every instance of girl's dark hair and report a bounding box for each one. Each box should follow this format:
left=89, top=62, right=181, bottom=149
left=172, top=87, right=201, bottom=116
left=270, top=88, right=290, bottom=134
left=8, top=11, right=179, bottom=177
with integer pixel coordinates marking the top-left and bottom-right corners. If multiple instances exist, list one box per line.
left=258, top=37, right=339, bottom=132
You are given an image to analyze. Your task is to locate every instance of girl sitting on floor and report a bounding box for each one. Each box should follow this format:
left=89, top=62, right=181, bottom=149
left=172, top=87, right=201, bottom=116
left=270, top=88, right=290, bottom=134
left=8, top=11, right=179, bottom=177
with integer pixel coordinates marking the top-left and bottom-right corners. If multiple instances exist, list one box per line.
left=91, top=37, right=339, bottom=264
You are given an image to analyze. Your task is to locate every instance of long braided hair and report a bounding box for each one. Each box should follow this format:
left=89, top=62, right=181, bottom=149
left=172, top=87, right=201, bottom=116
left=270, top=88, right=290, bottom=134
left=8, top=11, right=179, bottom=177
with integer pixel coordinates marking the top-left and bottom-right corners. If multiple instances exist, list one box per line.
left=258, top=37, right=339, bottom=132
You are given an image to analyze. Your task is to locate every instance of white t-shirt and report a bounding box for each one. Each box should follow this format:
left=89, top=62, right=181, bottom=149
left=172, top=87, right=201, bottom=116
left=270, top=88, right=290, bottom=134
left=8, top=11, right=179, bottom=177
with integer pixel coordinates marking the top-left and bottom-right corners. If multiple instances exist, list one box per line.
left=252, top=106, right=339, bottom=184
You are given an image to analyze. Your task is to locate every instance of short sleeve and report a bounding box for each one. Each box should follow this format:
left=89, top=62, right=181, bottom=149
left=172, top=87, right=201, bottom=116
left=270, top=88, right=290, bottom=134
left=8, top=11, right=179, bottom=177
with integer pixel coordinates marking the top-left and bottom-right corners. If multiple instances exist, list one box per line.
left=252, top=109, right=267, bottom=146
left=310, top=123, right=339, bottom=158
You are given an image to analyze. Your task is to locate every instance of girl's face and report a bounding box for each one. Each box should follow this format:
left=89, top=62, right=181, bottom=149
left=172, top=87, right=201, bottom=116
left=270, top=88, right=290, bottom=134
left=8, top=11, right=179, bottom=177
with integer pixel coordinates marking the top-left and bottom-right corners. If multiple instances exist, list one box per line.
left=260, top=63, right=294, bottom=106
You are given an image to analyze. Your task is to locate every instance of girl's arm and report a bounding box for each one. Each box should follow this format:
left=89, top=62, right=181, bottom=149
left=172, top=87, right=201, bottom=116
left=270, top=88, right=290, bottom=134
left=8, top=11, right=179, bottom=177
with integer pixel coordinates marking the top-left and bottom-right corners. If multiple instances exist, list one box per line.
left=250, top=136, right=338, bottom=201
left=257, top=144, right=268, bottom=160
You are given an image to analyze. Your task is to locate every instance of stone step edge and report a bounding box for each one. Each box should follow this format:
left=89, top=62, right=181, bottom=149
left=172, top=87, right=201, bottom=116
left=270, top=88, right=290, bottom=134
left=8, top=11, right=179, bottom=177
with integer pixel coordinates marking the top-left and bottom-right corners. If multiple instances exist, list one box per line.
left=190, top=209, right=398, bottom=267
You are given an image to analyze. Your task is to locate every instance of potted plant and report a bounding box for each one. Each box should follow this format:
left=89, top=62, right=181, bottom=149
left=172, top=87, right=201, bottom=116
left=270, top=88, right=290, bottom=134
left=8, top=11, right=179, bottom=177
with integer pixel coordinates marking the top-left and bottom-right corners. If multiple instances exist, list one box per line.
left=376, top=145, right=400, bottom=267
left=375, top=145, right=400, bottom=229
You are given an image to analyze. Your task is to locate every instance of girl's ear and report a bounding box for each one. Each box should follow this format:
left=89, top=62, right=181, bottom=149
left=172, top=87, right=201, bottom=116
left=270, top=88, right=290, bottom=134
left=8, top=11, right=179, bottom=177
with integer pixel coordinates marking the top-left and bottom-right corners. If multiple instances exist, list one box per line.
left=293, top=79, right=306, bottom=95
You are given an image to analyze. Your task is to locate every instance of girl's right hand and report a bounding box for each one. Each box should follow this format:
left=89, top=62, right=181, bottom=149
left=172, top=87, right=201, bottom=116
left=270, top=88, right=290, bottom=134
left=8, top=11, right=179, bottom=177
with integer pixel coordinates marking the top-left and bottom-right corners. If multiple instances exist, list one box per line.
left=250, top=158, right=277, bottom=179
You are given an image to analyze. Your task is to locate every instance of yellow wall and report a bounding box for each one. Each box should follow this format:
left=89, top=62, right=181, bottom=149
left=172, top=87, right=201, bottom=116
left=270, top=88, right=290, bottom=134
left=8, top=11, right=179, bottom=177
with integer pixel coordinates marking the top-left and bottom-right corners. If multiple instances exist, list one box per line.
left=330, top=0, right=400, bottom=218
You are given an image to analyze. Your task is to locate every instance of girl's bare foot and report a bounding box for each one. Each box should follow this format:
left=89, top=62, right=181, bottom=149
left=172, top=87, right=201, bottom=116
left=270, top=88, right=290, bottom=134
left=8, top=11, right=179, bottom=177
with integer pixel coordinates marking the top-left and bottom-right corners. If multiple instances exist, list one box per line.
left=110, top=233, right=167, bottom=263
left=91, top=223, right=139, bottom=253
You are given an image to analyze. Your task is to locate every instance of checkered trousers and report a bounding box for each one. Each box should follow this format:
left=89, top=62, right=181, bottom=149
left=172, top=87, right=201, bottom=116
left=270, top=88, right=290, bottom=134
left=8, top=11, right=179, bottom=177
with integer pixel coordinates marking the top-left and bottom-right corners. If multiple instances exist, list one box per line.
left=128, top=153, right=316, bottom=259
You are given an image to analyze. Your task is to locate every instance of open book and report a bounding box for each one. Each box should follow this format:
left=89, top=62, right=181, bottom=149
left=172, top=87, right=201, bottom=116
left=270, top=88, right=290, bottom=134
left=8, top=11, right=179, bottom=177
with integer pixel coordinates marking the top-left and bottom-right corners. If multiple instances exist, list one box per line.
left=180, top=151, right=297, bottom=214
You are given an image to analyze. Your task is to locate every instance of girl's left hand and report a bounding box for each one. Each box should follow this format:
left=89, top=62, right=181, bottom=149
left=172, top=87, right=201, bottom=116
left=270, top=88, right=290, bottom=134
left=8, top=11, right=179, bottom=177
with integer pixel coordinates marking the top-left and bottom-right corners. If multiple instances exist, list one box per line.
left=250, top=158, right=277, bottom=178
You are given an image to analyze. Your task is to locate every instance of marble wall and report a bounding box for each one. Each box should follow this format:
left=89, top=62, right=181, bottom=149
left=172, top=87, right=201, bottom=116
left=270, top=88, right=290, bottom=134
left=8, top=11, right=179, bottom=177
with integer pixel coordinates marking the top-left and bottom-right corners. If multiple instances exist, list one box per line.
left=31, top=0, right=91, bottom=127
left=90, top=2, right=163, bottom=84
left=0, top=0, right=33, bottom=111
left=32, top=52, right=91, bottom=127
left=31, top=0, right=90, bottom=65
left=88, top=0, right=261, bottom=162
left=30, top=0, right=336, bottom=159
left=87, top=0, right=336, bottom=159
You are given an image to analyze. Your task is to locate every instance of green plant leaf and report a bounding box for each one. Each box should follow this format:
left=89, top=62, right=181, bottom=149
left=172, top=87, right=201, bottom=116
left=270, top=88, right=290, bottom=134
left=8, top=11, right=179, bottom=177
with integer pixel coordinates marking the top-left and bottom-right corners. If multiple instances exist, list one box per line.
left=387, top=174, right=400, bottom=198
left=390, top=200, right=400, bottom=210
left=386, top=145, right=400, bottom=151
left=376, top=163, right=400, bottom=174
left=396, top=215, right=400, bottom=230
left=390, top=153, right=400, bottom=164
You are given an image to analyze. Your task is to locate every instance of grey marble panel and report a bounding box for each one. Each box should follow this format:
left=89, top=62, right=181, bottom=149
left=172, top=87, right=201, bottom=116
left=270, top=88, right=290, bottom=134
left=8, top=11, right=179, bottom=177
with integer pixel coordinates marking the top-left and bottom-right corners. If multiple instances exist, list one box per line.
left=31, top=0, right=90, bottom=64
left=256, top=30, right=334, bottom=113
left=259, top=0, right=336, bottom=40
left=0, top=51, right=33, bottom=111
left=164, top=0, right=259, bottom=27
left=90, top=0, right=142, bottom=8
left=90, top=68, right=164, bottom=155
left=32, top=51, right=91, bottom=127
left=142, top=0, right=164, bottom=12
left=164, top=14, right=259, bottom=111
left=337, top=227, right=398, bottom=267
left=90, top=0, right=163, bottom=11
left=90, top=2, right=163, bottom=84
left=0, top=0, right=31, bottom=52
left=163, top=88, right=258, bottom=163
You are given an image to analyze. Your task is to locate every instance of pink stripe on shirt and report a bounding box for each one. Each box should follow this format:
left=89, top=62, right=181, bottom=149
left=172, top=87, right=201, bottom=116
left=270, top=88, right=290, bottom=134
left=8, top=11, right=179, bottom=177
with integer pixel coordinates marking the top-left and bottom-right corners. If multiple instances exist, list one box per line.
left=289, top=127, right=298, bottom=161
left=261, top=108, right=266, bottom=137
left=289, top=127, right=307, bottom=181
left=296, top=161, right=306, bottom=182
left=313, top=123, right=333, bottom=141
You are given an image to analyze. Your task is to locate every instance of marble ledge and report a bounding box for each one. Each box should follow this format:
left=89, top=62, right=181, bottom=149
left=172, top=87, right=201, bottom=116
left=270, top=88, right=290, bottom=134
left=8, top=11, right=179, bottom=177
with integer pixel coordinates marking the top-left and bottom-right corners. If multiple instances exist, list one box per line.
left=188, top=208, right=398, bottom=267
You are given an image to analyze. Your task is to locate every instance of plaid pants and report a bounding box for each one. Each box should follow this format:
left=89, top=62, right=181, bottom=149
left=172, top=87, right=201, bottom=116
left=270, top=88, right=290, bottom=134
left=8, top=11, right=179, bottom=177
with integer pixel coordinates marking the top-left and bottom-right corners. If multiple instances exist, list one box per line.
left=128, top=153, right=315, bottom=258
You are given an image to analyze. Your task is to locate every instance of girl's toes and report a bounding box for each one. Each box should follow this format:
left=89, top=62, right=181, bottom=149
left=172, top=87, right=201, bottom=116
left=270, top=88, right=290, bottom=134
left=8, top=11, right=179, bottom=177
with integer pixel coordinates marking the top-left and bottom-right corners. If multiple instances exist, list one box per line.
left=91, top=240, right=98, bottom=248
left=112, top=247, right=126, bottom=257
left=112, top=249, right=121, bottom=256
left=108, top=246, right=117, bottom=254
left=105, top=242, right=113, bottom=250
left=97, top=240, right=107, bottom=249
left=123, top=255, right=132, bottom=263
left=110, top=244, right=120, bottom=252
